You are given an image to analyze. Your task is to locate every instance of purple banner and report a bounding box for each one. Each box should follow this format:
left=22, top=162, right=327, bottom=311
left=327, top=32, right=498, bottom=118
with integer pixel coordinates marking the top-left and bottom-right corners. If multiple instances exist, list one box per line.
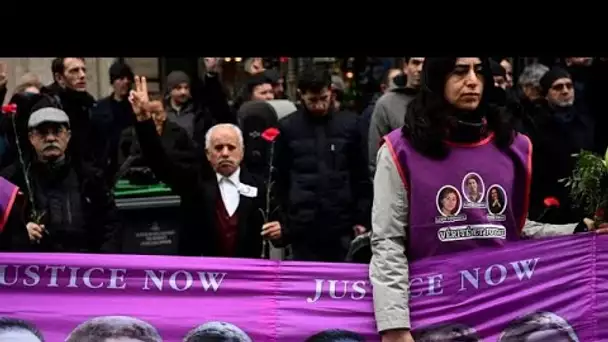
left=0, top=234, right=606, bottom=341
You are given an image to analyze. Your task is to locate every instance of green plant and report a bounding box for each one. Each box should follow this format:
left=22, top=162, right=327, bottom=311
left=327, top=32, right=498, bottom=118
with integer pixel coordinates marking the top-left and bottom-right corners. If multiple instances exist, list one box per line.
left=562, top=150, right=608, bottom=224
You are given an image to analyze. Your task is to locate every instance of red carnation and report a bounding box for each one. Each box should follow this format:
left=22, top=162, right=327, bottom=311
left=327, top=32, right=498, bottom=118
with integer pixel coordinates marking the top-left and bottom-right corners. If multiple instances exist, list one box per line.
left=595, top=208, right=605, bottom=219
left=543, top=196, right=561, bottom=208
left=261, top=127, right=280, bottom=142
left=2, top=103, right=17, bottom=115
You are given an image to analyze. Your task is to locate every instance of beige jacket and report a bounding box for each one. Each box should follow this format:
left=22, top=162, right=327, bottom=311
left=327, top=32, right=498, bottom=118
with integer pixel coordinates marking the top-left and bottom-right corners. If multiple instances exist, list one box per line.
left=370, top=144, right=578, bottom=332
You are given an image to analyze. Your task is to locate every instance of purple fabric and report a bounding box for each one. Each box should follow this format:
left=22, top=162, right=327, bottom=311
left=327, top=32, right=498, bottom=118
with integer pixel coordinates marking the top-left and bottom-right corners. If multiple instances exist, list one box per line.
left=384, top=129, right=532, bottom=261
left=0, top=235, right=606, bottom=342
left=0, top=176, right=18, bottom=232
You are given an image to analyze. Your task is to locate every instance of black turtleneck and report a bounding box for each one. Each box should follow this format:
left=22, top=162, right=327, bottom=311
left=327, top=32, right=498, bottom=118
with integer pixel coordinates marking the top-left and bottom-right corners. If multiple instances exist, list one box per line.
left=447, top=108, right=488, bottom=144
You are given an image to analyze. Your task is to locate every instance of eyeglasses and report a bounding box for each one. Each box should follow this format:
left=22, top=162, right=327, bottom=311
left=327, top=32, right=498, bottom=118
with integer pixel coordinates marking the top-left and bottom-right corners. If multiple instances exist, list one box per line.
left=551, top=82, right=573, bottom=91
left=32, top=126, right=68, bottom=137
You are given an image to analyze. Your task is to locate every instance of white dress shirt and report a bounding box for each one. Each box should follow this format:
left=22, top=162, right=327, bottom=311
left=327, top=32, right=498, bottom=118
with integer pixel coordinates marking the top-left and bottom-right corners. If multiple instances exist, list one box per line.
left=216, top=168, right=241, bottom=217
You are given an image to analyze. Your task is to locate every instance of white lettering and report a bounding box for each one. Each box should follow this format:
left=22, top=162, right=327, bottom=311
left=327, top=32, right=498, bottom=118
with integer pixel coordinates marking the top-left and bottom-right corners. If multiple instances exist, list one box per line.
left=0, top=265, right=20, bottom=286
left=143, top=270, right=165, bottom=291
left=459, top=268, right=480, bottom=291
left=108, top=269, right=127, bottom=289
left=67, top=267, right=80, bottom=288
left=169, top=271, right=193, bottom=291
left=510, top=258, right=539, bottom=281
left=427, top=275, right=444, bottom=296
left=351, top=281, right=366, bottom=300
left=307, top=279, right=324, bottom=303
left=196, top=272, right=226, bottom=292
left=328, top=280, right=348, bottom=299
left=484, top=264, right=508, bottom=286
left=83, top=268, right=105, bottom=289
left=23, top=265, right=40, bottom=287
left=45, top=266, right=65, bottom=287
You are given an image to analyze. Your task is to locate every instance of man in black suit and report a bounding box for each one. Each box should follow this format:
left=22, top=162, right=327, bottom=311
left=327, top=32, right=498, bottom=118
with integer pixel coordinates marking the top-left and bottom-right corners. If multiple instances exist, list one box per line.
left=131, top=76, right=282, bottom=258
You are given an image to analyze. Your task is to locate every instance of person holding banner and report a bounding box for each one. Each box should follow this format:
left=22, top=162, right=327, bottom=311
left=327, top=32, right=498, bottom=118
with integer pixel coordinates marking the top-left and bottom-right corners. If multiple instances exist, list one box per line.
left=370, top=57, right=608, bottom=342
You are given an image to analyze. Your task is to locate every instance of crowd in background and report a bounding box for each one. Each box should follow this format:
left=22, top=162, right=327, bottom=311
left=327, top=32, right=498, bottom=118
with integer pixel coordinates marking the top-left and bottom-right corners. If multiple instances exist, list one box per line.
left=0, top=56, right=605, bottom=264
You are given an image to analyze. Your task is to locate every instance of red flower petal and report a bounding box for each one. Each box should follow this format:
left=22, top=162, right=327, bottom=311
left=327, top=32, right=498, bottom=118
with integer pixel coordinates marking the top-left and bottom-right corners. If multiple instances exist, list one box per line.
left=1, top=103, right=17, bottom=115
left=543, top=196, right=560, bottom=208
left=261, top=127, right=280, bottom=142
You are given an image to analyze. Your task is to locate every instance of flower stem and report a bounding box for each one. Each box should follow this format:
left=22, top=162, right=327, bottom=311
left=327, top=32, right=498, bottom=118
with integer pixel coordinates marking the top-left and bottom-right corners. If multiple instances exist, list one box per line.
left=10, top=115, right=39, bottom=223
left=261, top=142, right=276, bottom=259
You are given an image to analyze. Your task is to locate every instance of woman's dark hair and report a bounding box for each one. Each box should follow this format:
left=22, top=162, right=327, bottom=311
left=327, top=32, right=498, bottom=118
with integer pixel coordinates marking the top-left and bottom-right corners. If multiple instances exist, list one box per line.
left=402, top=57, right=514, bottom=160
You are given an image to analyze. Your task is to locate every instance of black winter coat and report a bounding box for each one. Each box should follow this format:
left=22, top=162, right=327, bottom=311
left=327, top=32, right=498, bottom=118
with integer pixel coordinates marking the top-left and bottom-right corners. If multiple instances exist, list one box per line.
left=275, top=108, right=372, bottom=261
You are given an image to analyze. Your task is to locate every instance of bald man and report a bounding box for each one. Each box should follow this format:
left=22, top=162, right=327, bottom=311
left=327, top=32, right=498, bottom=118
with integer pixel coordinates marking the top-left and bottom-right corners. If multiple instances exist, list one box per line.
left=134, top=100, right=284, bottom=257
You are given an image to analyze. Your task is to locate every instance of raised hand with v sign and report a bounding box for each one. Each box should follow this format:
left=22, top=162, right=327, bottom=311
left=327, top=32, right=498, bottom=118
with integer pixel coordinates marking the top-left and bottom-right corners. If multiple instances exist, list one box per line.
left=128, top=75, right=151, bottom=121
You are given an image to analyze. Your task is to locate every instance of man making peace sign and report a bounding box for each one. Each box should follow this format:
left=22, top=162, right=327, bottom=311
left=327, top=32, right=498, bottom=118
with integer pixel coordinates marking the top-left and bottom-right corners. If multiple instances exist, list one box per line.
left=129, top=76, right=284, bottom=258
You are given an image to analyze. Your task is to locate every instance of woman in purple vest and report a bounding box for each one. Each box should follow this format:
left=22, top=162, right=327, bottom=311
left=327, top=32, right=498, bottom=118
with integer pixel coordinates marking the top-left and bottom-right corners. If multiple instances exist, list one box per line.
left=370, top=57, right=608, bottom=342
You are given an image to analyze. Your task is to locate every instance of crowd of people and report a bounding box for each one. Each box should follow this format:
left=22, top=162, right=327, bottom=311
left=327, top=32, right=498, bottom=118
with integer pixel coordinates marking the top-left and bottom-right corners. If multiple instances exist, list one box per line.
left=0, top=56, right=607, bottom=339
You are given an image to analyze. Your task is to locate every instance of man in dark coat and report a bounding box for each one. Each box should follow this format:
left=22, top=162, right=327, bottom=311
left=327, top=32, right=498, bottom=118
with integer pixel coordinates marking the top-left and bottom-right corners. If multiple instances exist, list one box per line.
left=274, top=68, right=372, bottom=262
left=90, top=60, right=136, bottom=185
left=164, top=58, right=236, bottom=152
left=130, top=76, right=283, bottom=257
left=31, top=58, right=102, bottom=168
left=0, top=107, right=120, bottom=253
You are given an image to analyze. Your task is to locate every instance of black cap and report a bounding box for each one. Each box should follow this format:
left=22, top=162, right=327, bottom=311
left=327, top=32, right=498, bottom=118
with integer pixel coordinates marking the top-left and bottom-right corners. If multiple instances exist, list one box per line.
left=109, top=61, right=134, bottom=84
left=539, top=67, right=571, bottom=96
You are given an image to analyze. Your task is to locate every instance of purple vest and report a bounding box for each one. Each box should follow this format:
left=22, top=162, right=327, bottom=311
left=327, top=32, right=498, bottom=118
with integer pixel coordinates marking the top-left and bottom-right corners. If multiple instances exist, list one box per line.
left=0, top=177, right=18, bottom=233
left=384, top=129, right=532, bottom=262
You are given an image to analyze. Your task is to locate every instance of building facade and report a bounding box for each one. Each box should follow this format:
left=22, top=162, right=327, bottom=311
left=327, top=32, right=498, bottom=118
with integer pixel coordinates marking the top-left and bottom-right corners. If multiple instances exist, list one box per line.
left=0, top=57, right=215, bottom=103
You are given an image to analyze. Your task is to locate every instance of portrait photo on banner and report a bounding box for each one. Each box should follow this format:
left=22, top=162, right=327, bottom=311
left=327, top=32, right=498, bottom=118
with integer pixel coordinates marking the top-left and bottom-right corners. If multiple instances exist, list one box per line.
left=435, top=185, right=467, bottom=224
left=65, top=316, right=162, bottom=342
left=304, top=329, right=366, bottom=342
left=0, top=317, right=45, bottom=342
left=183, top=321, right=253, bottom=342
left=410, top=311, right=579, bottom=342
left=462, top=172, right=486, bottom=208
left=497, top=311, right=580, bottom=342
left=486, top=184, right=508, bottom=217
left=412, top=323, right=480, bottom=342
